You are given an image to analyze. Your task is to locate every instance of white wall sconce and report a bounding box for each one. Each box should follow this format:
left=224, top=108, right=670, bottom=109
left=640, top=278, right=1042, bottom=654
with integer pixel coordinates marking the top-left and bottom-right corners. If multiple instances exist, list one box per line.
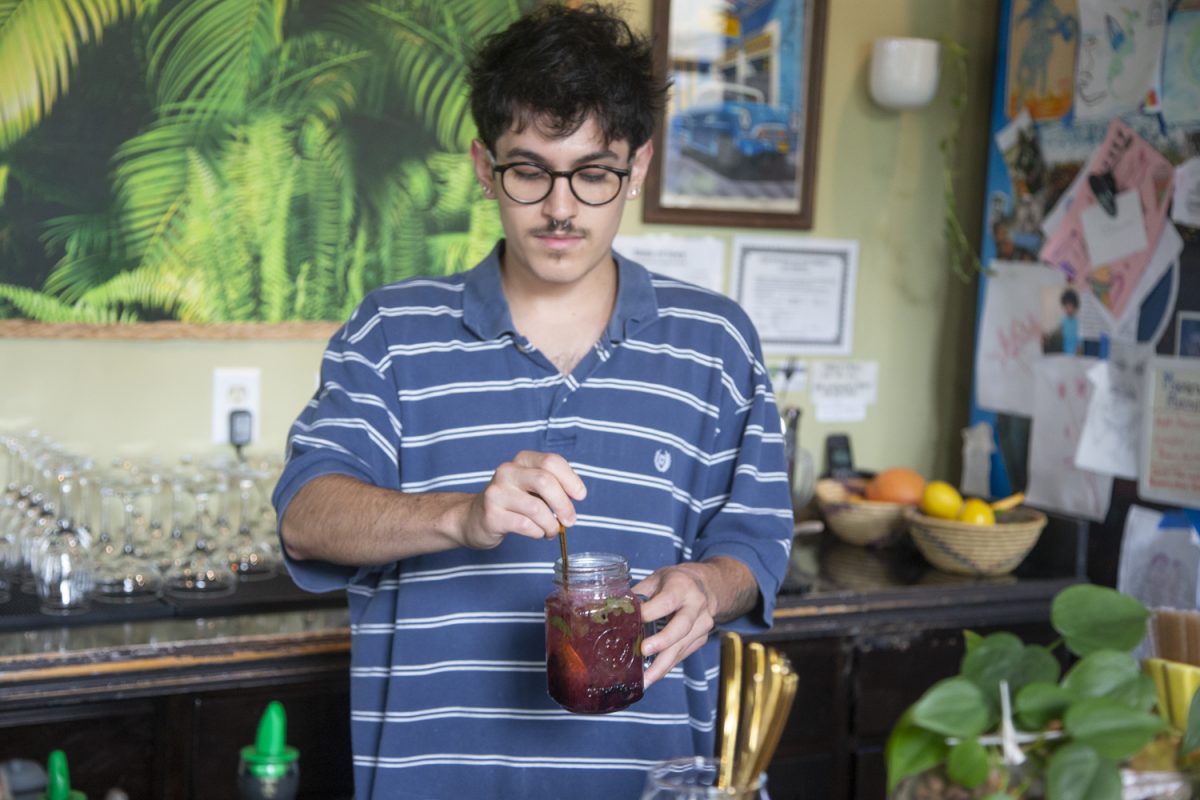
left=869, top=37, right=941, bottom=110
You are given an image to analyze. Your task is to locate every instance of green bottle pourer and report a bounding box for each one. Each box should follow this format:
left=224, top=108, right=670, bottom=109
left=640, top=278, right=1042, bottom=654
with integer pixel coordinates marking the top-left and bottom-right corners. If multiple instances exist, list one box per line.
left=41, top=750, right=86, bottom=800
left=238, top=701, right=300, bottom=800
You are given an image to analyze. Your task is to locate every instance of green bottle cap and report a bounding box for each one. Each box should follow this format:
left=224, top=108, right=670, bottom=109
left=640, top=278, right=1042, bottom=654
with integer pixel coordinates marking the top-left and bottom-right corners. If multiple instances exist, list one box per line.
left=41, top=750, right=87, bottom=800
left=239, top=701, right=299, bottom=780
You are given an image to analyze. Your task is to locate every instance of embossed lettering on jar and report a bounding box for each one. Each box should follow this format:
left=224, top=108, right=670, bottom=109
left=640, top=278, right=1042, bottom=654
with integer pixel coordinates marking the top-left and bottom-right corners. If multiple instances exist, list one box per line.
left=545, top=552, right=648, bottom=714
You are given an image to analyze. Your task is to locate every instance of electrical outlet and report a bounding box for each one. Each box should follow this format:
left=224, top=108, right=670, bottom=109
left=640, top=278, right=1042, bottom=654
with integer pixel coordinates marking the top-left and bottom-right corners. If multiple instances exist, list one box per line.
left=212, top=368, right=261, bottom=445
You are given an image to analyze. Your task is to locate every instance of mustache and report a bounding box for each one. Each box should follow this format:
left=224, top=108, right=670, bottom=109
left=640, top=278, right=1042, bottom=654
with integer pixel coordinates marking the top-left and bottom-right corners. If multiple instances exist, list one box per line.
left=533, top=219, right=584, bottom=236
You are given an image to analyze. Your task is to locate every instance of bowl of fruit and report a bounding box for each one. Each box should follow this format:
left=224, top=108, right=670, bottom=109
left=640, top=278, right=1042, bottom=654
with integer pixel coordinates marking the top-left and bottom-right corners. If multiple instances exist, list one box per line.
left=815, top=467, right=925, bottom=547
left=906, top=482, right=1047, bottom=576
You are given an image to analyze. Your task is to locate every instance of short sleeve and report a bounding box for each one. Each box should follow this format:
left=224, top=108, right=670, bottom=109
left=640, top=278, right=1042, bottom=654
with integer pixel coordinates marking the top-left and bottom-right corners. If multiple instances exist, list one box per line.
left=271, top=292, right=403, bottom=592
left=690, top=317, right=793, bottom=633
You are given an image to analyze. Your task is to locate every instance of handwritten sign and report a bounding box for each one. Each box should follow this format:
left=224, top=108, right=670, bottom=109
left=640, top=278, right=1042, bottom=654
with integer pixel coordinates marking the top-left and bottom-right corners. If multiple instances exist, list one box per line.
left=1139, top=357, right=1200, bottom=508
left=975, top=261, right=1066, bottom=416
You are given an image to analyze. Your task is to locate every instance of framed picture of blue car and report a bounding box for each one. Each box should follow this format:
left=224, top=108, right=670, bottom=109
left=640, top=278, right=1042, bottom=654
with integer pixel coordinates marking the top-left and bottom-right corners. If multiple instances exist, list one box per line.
left=644, top=0, right=827, bottom=229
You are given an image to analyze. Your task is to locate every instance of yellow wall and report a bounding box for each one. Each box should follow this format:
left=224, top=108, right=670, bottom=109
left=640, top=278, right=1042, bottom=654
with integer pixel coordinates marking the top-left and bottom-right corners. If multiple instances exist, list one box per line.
left=0, top=0, right=999, bottom=482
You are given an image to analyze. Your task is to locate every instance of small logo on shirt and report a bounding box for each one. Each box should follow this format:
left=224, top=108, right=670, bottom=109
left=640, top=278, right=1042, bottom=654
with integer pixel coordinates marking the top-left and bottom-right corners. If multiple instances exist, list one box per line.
left=653, top=449, right=672, bottom=473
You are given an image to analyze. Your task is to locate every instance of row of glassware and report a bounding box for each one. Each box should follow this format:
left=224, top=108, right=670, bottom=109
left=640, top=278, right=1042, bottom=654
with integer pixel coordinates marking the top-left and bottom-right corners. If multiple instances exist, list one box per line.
left=0, top=430, right=284, bottom=616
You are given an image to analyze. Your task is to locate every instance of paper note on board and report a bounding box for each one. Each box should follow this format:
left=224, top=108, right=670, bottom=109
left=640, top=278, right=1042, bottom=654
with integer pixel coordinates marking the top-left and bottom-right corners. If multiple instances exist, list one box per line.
left=1172, top=158, right=1200, bottom=228
left=1139, top=357, right=1200, bottom=508
left=975, top=261, right=1067, bottom=416
left=1073, top=0, right=1168, bottom=120
left=1026, top=355, right=1114, bottom=521
left=1005, top=0, right=1078, bottom=121
left=1162, top=8, right=1200, bottom=126
left=1116, top=505, right=1200, bottom=617
left=1080, top=189, right=1148, bottom=263
left=1074, top=345, right=1149, bottom=479
left=1039, top=118, right=1175, bottom=322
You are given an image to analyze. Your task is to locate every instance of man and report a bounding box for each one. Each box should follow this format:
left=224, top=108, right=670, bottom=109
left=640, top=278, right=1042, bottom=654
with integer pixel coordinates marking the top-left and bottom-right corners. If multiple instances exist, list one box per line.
left=272, top=4, right=793, bottom=798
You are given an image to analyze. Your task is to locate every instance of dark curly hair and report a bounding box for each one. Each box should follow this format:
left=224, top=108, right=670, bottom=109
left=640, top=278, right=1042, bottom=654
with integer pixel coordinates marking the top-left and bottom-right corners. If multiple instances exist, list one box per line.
left=467, top=3, right=671, bottom=155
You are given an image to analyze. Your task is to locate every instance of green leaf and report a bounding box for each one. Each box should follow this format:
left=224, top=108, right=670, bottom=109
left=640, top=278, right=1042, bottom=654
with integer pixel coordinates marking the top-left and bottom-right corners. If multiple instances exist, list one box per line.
left=962, top=633, right=1059, bottom=714
left=1181, top=687, right=1200, bottom=761
left=147, top=0, right=280, bottom=116
left=885, top=710, right=949, bottom=794
left=963, top=629, right=983, bottom=654
left=1045, top=743, right=1121, bottom=800
left=1051, top=584, right=1148, bottom=657
left=1107, top=672, right=1158, bottom=714
left=1062, top=651, right=1142, bottom=700
left=911, top=677, right=992, bottom=739
left=0, top=0, right=145, bottom=150
left=1012, top=645, right=1061, bottom=692
left=946, top=738, right=990, bottom=788
left=962, top=632, right=1023, bottom=692
left=1064, top=697, right=1167, bottom=760
left=1015, top=682, right=1074, bottom=729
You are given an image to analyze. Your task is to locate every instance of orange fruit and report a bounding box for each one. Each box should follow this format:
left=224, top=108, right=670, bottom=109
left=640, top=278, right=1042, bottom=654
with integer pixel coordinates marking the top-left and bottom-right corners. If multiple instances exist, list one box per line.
left=864, top=467, right=926, bottom=505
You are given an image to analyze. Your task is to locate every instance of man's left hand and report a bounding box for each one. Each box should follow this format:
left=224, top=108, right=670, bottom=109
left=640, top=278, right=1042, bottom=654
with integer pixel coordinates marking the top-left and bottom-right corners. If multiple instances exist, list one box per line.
left=632, top=557, right=756, bottom=687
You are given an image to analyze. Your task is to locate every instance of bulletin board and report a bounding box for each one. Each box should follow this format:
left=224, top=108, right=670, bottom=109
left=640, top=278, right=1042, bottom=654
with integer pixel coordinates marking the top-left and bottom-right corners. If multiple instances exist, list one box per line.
left=971, top=0, right=1200, bottom=520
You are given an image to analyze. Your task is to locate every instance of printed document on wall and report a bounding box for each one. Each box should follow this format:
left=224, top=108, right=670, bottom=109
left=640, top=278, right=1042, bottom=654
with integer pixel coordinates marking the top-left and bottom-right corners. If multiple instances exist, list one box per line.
left=730, top=236, right=857, bottom=356
left=613, top=234, right=727, bottom=295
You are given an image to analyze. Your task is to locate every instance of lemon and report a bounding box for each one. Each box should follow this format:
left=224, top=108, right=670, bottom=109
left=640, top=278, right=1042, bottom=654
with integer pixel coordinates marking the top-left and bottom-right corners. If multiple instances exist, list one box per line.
left=958, top=498, right=996, bottom=526
left=921, top=481, right=963, bottom=519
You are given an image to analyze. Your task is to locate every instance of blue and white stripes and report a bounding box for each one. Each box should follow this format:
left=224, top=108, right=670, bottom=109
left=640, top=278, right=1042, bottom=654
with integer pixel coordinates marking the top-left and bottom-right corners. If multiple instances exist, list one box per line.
left=273, top=244, right=793, bottom=800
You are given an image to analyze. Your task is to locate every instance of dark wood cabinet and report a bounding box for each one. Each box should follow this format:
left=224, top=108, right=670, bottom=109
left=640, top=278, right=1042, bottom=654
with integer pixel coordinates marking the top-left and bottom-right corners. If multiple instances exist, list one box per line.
left=0, top=520, right=1085, bottom=799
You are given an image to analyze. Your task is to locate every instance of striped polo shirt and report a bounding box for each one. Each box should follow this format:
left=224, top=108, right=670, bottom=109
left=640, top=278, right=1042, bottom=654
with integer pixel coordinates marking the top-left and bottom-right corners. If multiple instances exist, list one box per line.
left=273, top=243, right=794, bottom=800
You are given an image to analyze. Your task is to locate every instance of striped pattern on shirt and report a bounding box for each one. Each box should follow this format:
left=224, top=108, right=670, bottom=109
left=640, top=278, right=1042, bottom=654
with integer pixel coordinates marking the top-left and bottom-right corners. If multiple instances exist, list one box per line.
left=273, top=244, right=793, bottom=800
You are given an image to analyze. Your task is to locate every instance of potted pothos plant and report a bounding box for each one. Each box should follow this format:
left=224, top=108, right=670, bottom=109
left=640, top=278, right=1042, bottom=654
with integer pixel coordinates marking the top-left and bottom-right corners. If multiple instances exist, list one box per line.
left=886, top=584, right=1200, bottom=799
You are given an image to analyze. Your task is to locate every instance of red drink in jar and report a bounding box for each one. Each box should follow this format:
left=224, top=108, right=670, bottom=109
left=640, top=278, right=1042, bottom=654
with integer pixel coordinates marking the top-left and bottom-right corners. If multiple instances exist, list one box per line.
left=545, top=552, right=647, bottom=714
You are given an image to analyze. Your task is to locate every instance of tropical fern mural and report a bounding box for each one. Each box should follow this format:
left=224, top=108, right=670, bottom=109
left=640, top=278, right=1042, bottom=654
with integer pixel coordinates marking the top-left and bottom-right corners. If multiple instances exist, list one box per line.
left=0, top=0, right=526, bottom=323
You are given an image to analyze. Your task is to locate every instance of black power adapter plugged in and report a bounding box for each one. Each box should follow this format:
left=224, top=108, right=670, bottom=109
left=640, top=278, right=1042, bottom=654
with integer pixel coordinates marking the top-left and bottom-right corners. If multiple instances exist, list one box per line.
left=229, top=409, right=253, bottom=460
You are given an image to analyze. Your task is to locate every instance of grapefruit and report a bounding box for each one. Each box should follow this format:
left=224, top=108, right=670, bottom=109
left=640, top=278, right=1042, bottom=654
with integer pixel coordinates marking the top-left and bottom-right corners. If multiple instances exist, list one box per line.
left=864, top=467, right=926, bottom=504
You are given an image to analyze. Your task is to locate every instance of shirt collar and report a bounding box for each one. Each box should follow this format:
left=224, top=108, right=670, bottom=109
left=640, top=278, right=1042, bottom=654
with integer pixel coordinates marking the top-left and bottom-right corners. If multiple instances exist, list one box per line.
left=461, top=241, right=660, bottom=343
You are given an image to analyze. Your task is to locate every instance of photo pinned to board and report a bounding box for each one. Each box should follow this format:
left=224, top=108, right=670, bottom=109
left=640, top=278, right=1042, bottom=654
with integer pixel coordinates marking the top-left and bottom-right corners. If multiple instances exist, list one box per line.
left=1179, top=311, right=1200, bottom=357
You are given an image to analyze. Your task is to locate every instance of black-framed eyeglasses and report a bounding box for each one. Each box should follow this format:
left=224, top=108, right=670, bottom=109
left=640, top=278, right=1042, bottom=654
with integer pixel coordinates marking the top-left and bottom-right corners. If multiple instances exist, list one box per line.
left=490, top=160, right=631, bottom=206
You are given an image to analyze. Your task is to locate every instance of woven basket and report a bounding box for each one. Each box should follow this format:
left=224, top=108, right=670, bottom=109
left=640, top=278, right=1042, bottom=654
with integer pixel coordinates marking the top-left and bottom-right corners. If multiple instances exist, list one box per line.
left=906, top=506, right=1047, bottom=576
left=815, top=478, right=909, bottom=547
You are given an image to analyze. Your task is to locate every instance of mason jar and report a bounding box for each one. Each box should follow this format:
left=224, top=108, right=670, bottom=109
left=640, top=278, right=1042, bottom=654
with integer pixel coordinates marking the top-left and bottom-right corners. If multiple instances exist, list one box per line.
left=545, top=552, right=650, bottom=714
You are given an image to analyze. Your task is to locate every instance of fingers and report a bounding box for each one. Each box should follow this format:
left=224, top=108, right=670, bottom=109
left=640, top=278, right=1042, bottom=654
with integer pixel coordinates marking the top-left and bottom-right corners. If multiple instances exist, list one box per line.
left=471, top=451, right=587, bottom=543
left=513, top=451, right=587, bottom=502
left=636, top=566, right=718, bottom=687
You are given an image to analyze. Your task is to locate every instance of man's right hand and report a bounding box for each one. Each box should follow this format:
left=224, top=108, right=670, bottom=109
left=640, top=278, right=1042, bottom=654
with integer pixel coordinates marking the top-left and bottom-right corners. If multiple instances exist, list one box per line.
left=281, top=452, right=586, bottom=565
left=460, top=450, right=587, bottom=549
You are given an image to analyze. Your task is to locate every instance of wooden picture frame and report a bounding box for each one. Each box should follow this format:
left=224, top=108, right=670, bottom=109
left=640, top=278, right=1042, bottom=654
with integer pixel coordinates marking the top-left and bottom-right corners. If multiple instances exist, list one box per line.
left=643, top=0, right=827, bottom=229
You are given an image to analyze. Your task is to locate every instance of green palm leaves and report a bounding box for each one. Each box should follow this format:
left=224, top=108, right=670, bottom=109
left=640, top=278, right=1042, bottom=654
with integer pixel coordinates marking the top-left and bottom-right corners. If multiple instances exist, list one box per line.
left=0, top=0, right=145, bottom=151
left=0, top=0, right=523, bottom=323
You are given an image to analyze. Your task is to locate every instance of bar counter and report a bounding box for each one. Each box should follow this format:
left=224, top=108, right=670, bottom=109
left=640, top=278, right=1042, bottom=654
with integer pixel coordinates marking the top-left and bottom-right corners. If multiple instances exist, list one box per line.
left=0, top=516, right=1087, bottom=799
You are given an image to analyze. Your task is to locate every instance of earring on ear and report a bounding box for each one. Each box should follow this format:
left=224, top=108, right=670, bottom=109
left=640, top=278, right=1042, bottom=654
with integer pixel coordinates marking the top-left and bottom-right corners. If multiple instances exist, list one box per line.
left=629, top=186, right=640, bottom=198
left=481, top=184, right=494, bottom=197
